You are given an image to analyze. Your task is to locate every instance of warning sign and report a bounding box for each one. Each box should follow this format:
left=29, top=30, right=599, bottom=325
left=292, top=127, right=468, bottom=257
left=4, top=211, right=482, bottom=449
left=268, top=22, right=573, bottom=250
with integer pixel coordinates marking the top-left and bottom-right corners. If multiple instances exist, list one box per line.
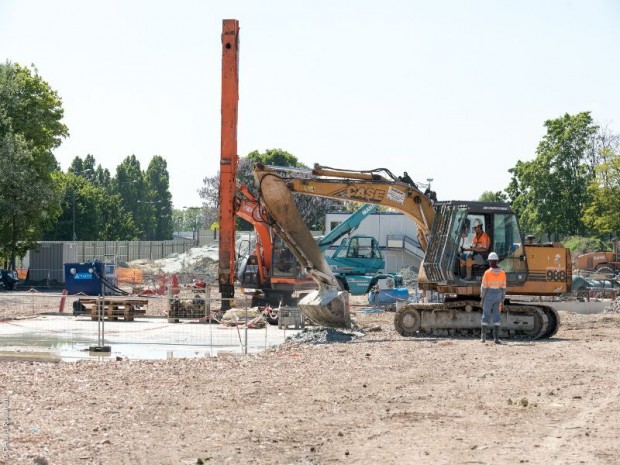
left=386, top=187, right=406, bottom=205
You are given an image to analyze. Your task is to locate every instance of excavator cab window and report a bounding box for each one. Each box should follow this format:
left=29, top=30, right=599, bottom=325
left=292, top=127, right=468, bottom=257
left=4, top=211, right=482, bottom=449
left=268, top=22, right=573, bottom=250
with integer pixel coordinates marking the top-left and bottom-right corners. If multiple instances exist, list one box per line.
left=437, top=206, right=471, bottom=281
left=490, top=212, right=527, bottom=283
left=463, top=215, right=488, bottom=258
left=460, top=214, right=491, bottom=278
left=459, top=217, right=471, bottom=238
left=439, top=205, right=528, bottom=284
left=346, top=236, right=382, bottom=259
left=272, top=235, right=302, bottom=277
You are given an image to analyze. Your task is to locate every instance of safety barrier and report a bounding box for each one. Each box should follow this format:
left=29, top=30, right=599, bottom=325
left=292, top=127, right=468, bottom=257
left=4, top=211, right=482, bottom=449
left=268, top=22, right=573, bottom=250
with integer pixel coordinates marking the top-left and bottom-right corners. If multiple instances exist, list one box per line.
left=0, top=288, right=301, bottom=359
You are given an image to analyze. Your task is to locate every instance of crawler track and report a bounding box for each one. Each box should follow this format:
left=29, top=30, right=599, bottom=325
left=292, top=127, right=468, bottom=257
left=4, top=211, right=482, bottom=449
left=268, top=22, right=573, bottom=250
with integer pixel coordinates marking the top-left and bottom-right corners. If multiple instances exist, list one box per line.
left=394, top=300, right=560, bottom=340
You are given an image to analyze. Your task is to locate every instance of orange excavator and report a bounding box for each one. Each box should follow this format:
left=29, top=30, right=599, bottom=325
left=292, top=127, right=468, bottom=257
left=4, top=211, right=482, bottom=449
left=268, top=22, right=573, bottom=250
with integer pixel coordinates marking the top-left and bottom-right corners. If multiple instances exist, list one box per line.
left=574, top=238, right=620, bottom=276
left=216, top=20, right=332, bottom=309
left=253, top=163, right=571, bottom=339
left=235, top=185, right=315, bottom=307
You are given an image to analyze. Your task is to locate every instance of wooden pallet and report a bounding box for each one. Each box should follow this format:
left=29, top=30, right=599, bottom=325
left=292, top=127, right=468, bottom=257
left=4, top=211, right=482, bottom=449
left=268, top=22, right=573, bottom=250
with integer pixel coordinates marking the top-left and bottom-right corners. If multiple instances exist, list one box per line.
left=77, top=297, right=148, bottom=321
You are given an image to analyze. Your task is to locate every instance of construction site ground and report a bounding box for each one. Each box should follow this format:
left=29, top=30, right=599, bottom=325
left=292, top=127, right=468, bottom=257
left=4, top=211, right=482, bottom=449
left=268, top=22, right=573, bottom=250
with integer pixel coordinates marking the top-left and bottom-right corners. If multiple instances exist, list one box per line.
left=0, top=298, right=619, bottom=465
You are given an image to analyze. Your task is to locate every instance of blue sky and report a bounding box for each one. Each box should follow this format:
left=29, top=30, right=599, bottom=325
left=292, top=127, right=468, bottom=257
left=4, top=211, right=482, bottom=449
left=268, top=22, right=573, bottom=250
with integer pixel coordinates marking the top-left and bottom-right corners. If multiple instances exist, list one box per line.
left=1, top=0, right=618, bottom=208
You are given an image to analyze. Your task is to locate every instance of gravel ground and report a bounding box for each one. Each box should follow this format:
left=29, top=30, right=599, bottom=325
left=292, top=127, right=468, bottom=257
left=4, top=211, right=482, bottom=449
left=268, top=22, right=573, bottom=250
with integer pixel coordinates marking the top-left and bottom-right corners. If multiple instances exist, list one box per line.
left=1, top=303, right=619, bottom=464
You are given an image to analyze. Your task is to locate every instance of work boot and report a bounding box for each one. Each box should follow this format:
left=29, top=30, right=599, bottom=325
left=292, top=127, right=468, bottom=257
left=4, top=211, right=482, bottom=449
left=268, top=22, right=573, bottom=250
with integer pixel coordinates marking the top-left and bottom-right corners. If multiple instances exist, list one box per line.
left=480, top=325, right=487, bottom=343
left=493, top=325, right=501, bottom=344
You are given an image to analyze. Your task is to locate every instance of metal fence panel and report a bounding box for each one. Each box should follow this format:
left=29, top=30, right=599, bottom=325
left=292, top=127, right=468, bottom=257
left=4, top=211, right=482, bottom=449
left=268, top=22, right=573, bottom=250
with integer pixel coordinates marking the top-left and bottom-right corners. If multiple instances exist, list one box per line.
left=0, top=291, right=298, bottom=359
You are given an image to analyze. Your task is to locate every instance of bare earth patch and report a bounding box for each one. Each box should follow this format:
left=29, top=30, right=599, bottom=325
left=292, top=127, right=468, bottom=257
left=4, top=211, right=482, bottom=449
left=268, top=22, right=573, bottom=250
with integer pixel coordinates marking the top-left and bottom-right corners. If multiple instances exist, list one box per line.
left=1, top=309, right=619, bottom=464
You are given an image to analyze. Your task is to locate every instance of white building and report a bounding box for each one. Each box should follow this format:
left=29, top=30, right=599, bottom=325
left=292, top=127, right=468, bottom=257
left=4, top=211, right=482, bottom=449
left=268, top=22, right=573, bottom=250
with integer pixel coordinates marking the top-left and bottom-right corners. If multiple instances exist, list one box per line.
left=324, top=211, right=424, bottom=274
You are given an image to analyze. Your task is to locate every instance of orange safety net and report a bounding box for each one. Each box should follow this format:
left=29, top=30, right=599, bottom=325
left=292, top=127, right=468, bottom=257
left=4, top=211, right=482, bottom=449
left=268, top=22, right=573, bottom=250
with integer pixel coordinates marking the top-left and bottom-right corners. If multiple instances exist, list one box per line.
left=116, top=267, right=144, bottom=284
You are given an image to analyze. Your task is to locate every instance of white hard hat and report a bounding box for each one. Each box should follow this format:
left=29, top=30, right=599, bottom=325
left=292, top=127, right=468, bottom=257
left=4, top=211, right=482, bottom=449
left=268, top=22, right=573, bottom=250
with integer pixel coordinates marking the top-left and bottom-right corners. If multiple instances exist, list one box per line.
left=488, top=252, right=499, bottom=261
left=473, top=219, right=482, bottom=228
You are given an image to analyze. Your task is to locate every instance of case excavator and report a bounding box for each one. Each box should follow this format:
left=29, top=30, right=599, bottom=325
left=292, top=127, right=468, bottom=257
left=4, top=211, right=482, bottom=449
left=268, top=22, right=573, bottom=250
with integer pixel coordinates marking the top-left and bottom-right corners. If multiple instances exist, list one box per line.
left=253, top=163, right=570, bottom=340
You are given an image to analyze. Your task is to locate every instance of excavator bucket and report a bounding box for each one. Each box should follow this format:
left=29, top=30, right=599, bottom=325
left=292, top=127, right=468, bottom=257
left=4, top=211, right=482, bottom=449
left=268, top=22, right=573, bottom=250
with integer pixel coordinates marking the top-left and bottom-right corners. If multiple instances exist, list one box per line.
left=298, top=288, right=350, bottom=328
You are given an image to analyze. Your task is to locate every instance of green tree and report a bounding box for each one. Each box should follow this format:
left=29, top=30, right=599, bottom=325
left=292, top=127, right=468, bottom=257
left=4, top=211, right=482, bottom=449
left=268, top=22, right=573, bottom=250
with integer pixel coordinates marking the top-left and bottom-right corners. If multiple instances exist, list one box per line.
left=0, top=62, right=69, bottom=154
left=46, top=154, right=173, bottom=241
left=45, top=169, right=140, bottom=241
left=583, top=147, right=620, bottom=236
left=0, top=133, right=61, bottom=265
left=176, top=207, right=203, bottom=241
left=479, top=191, right=508, bottom=203
left=94, top=190, right=140, bottom=240
left=246, top=147, right=299, bottom=165
left=42, top=172, right=97, bottom=241
left=507, top=112, right=597, bottom=240
left=145, top=156, right=173, bottom=240
left=114, top=155, right=148, bottom=238
left=69, top=154, right=112, bottom=188
left=0, top=62, right=68, bottom=266
left=68, top=155, right=97, bottom=179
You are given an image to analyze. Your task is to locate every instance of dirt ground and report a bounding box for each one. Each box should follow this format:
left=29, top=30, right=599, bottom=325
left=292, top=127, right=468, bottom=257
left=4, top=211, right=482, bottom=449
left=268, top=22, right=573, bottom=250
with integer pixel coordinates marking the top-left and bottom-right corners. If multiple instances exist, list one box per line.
left=1, top=306, right=619, bottom=464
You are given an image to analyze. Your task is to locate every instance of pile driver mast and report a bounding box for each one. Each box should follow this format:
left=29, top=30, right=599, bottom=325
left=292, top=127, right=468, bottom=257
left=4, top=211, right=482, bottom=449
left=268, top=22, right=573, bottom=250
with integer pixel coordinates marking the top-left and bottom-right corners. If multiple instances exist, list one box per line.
left=218, top=19, right=240, bottom=310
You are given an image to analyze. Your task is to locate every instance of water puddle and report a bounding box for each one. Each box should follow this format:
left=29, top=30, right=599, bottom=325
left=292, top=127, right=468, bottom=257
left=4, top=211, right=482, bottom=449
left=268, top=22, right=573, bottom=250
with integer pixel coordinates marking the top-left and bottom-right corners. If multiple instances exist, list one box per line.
left=0, top=333, right=273, bottom=361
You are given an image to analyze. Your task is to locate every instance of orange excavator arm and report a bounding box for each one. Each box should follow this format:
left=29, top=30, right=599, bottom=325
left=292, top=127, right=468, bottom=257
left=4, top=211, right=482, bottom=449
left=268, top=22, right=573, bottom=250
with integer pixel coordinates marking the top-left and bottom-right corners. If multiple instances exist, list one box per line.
left=235, top=185, right=273, bottom=285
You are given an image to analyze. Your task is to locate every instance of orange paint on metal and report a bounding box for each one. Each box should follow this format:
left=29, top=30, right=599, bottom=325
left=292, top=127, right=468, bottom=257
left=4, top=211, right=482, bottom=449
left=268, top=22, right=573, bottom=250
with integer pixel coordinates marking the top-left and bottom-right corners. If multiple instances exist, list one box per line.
left=218, top=19, right=240, bottom=304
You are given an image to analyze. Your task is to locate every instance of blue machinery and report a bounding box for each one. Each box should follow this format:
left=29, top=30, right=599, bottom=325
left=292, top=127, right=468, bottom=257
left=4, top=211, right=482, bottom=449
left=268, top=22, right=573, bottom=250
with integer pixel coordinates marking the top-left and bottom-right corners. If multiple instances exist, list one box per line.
left=64, top=259, right=125, bottom=296
left=318, top=204, right=410, bottom=304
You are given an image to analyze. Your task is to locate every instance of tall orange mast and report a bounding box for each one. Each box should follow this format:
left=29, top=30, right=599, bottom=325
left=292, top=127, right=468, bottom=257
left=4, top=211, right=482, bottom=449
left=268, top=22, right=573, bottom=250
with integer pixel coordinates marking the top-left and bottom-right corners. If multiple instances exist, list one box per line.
left=218, top=19, right=240, bottom=309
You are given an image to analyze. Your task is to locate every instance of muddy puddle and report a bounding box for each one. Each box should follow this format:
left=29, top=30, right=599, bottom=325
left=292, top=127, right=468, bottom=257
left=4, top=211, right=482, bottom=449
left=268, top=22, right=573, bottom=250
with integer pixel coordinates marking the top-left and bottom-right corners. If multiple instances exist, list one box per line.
left=0, top=333, right=273, bottom=361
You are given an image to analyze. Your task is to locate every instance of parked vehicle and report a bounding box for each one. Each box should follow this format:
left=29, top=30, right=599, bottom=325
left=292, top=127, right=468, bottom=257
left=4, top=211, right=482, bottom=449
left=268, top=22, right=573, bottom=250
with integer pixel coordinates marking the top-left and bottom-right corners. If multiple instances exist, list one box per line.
left=0, top=269, right=19, bottom=290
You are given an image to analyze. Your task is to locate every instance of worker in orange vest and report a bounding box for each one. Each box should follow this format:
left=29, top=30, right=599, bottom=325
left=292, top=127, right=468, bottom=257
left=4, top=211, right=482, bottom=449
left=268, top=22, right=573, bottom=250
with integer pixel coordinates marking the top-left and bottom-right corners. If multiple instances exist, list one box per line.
left=461, top=219, right=491, bottom=280
left=480, top=252, right=506, bottom=344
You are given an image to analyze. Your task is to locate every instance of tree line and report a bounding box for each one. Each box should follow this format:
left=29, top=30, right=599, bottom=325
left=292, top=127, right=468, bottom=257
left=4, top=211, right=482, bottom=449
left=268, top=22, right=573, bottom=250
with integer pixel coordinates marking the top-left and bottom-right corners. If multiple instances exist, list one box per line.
left=2, top=60, right=619, bottom=267
left=46, top=153, right=175, bottom=243
left=480, top=112, right=620, bottom=245
left=0, top=61, right=180, bottom=268
left=203, top=114, right=620, bottom=253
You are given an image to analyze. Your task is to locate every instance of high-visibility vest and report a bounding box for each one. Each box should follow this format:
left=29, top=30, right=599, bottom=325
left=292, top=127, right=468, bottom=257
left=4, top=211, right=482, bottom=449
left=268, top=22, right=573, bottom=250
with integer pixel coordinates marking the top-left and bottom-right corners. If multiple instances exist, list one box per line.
left=473, top=232, right=491, bottom=250
left=481, top=268, right=506, bottom=289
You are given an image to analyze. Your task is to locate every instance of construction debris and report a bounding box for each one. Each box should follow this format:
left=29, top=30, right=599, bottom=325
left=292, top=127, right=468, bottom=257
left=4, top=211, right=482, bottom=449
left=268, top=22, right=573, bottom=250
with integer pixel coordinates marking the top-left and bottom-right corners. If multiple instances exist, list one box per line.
left=288, top=327, right=365, bottom=345
left=220, top=307, right=266, bottom=328
left=604, top=297, right=620, bottom=313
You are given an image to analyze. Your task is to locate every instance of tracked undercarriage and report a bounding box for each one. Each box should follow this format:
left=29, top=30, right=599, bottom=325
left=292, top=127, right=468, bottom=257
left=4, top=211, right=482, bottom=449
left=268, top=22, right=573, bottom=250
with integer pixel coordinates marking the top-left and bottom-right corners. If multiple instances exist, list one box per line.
left=394, top=300, right=560, bottom=340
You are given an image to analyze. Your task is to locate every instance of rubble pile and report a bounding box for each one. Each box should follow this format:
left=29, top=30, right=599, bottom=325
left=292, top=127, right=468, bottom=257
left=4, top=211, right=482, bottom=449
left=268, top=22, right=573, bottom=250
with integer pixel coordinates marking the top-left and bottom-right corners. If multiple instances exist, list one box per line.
left=398, top=264, right=419, bottom=288
left=127, top=245, right=220, bottom=282
left=288, top=327, right=365, bottom=344
left=604, top=298, right=620, bottom=313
